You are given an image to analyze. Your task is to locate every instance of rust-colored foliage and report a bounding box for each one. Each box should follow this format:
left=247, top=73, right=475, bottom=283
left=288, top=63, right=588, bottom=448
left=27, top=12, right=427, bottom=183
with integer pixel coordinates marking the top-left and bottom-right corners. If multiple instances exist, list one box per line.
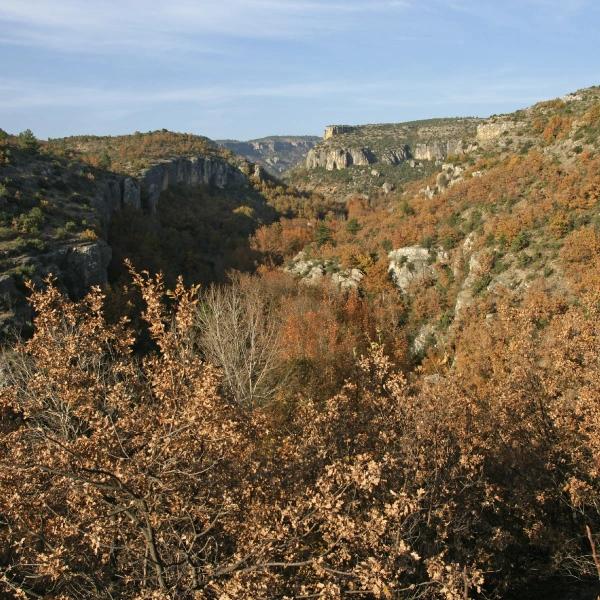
left=1, top=273, right=599, bottom=598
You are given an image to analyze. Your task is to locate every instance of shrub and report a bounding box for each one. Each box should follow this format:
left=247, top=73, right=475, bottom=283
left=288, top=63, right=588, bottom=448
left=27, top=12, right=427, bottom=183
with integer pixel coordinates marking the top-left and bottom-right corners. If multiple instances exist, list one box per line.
left=315, top=223, right=333, bottom=247
left=346, top=218, right=362, bottom=235
left=13, top=207, right=44, bottom=234
left=472, top=273, right=492, bottom=295
left=510, top=230, right=530, bottom=252
left=1, top=276, right=600, bottom=598
left=17, top=129, right=39, bottom=153
left=79, top=228, right=98, bottom=241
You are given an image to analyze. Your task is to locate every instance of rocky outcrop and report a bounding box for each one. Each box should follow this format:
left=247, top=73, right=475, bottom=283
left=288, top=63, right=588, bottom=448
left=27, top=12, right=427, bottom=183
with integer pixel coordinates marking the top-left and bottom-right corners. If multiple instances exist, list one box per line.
left=137, top=155, right=247, bottom=213
left=92, top=154, right=248, bottom=223
left=477, top=122, right=514, bottom=144
left=123, top=178, right=142, bottom=210
left=324, top=125, right=356, bottom=140
left=57, top=242, right=113, bottom=298
left=306, top=147, right=376, bottom=170
left=305, top=117, right=484, bottom=172
left=18, top=242, right=113, bottom=298
left=414, top=140, right=466, bottom=161
left=420, top=163, right=468, bottom=199
left=388, top=246, right=449, bottom=293
left=380, top=146, right=410, bottom=165
left=306, top=139, right=471, bottom=171
left=0, top=242, right=112, bottom=336
left=285, top=252, right=364, bottom=290
left=0, top=153, right=250, bottom=337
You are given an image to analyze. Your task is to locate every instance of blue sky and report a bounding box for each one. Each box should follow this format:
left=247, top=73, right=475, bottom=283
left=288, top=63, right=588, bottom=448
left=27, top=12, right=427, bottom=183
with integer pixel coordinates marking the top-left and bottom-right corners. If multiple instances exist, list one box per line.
left=0, top=0, right=598, bottom=140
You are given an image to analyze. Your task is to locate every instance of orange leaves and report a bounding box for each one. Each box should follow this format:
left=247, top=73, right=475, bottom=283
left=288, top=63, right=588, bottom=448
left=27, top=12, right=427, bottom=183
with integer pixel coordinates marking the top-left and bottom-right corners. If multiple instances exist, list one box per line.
left=251, top=218, right=313, bottom=263
left=560, top=226, right=600, bottom=264
left=3, top=264, right=600, bottom=597
left=542, top=115, right=573, bottom=143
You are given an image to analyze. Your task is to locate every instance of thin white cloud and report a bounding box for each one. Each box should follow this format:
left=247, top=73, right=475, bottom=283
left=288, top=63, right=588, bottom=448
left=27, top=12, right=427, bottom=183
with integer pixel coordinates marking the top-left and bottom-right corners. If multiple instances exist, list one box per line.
left=0, top=0, right=413, bottom=53
left=0, top=77, right=395, bottom=111
left=0, top=70, right=574, bottom=114
left=443, top=0, right=591, bottom=27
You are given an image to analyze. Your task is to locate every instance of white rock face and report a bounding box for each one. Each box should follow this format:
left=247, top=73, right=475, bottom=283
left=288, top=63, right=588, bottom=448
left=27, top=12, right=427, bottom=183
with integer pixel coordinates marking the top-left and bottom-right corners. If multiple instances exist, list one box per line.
left=285, top=252, right=363, bottom=290
left=412, top=323, right=436, bottom=355
left=306, top=138, right=473, bottom=171
left=381, top=146, right=410, bottom=165
left=331, top=268, right=364, bottom=290
left=413, top=140, right=465, bottom=161
left=454, top=252, right=484, bottom=315
left=388, top=246, right=436, bottom=293
left=306, top=147, right=376, bottom=170
left=324, top=125, right=356, bottom=140
left=477, top=122, right=514, bottom=144
left=421, top=163, right=465, bottom=198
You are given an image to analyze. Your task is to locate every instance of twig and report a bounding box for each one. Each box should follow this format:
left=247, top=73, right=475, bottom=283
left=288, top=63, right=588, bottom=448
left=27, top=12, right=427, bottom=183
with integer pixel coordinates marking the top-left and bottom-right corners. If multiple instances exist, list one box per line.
left=586, top=524, right=600, bottom=580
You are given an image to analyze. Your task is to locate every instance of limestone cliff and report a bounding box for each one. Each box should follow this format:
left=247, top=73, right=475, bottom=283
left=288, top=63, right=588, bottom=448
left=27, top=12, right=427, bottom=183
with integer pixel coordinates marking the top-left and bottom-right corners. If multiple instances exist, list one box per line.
left=323, top=125, right=357, bottom=140
left=306, top=118, right=481, bottom=171
left=0, top=147, right=252, bottom=336
left=305, top=147, right=376, bottom=170
left=94, top=154, right=248, bottom=221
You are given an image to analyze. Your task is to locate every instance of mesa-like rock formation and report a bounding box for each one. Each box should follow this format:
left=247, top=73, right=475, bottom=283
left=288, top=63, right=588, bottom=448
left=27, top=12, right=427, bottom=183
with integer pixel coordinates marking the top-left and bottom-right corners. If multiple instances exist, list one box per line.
left=323, top=125, right=357, bottom=140
left=306, top=118, right=481, bottom=171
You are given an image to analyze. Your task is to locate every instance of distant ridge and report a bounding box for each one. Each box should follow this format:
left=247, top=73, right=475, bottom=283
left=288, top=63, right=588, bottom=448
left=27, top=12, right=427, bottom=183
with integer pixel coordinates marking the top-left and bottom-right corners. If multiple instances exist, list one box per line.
left=217, top=135, right=321, bottom=175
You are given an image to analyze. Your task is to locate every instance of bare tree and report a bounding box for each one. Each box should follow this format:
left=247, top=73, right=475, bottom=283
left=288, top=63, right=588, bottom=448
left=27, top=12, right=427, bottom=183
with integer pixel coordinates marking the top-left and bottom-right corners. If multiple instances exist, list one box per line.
left=195, top=274, right=284, bottom=408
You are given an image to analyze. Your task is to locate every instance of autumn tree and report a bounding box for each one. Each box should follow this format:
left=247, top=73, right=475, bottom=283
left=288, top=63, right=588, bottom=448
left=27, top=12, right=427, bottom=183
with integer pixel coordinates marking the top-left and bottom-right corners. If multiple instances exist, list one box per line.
left=195, top=273, right=285, bottom=408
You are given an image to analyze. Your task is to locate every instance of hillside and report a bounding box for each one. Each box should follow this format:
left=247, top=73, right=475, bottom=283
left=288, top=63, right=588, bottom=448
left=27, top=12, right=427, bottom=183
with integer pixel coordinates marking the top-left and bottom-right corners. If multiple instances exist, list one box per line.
left=264, top=86, right=600, bottom=356
left=288, top=88, right=600, bottom=201
left=0, top=130, right=317, bottom=335
left=217, top=135, right=321, bottom=175
left=2, top=87, right=600, bottom=599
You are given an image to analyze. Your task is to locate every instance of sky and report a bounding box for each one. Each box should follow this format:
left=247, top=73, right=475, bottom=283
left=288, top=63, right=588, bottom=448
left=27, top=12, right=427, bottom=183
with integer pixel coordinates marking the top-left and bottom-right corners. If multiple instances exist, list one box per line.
left=0, top=0, right=599, bottom=140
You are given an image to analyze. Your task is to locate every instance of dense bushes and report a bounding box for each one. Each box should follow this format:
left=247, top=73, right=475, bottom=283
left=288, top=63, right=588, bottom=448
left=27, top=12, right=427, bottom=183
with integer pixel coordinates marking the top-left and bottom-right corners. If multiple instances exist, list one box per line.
left=1, top=274, right=599, bottom=599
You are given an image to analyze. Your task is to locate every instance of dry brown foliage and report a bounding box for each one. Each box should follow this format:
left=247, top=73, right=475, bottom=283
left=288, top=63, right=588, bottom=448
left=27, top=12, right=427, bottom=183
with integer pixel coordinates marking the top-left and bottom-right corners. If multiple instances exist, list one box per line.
left=1, top=273, right=599, bottom=599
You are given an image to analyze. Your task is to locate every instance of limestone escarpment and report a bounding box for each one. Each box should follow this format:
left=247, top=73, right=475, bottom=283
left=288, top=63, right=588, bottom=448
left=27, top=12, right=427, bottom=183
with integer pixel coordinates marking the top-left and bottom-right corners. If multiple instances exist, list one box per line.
left=94, top=154, right=248, bottom=221
left=305, top=147, right=376, bottom=170
left=306, top=118, right=481, bottom=171
left=476, top=121, right=516, bottom=144
left=305, top=140, right=469, bottom=171
left=413, top=139, right=468, bottom=161
left=138, top=155, right=248, bottom=213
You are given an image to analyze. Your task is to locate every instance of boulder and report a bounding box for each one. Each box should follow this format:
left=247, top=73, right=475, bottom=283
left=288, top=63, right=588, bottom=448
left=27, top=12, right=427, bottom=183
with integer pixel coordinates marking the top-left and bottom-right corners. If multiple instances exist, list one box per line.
left=388, top=246, right=437, bottom=293
left=59, top=242, right=112, bottom=298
